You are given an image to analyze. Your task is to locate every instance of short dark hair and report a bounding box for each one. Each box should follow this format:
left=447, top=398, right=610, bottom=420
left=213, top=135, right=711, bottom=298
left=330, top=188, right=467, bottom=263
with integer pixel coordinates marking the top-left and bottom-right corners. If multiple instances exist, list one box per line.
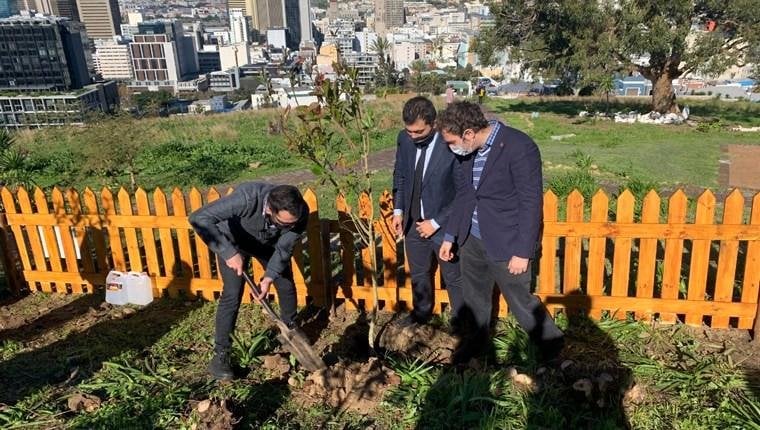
left=268, top=185, right=306, bottom=218
left=436, top=101, right=489, bottom=135
left=402, top=96, right=436, bottom=126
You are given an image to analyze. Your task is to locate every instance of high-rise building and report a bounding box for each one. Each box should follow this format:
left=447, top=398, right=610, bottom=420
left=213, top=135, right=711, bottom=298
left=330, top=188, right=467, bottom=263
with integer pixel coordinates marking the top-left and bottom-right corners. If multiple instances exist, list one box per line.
left=298, top=0, right=310, bottom=43
left=284, top=0, right=310, bottom=49
left=283, top=0, right=298, bottom=49
left=257, top=0, right=284, bottom=30
left=0, top=14, right=91, bottom=91
left=93, top=38, right=132, bottom=80
left=228, top=0, right=262, bottom=37
left=374, top=0, right=403, bottom=35
left=229, top=7, right=249, bottom=44
left=0, top=0, right=18, bottom=18
left=75, top=0, right=120, bottom=39
left=130, top=21, right=198, bottom=85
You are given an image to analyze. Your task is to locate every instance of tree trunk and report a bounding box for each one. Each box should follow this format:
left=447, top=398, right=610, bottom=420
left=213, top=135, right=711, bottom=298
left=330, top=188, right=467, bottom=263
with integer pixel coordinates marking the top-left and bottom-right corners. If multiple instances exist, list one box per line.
left=651, top=73, right=679, bottom=114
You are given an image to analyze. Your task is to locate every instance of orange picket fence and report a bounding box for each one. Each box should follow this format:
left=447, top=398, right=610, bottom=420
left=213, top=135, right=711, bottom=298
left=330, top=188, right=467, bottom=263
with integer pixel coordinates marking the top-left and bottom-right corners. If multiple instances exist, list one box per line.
left=0, top=186, right=759, bottom=332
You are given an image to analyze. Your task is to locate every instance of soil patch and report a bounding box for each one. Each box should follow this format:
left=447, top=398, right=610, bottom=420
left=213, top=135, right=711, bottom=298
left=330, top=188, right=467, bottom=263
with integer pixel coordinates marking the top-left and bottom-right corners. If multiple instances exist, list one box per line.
left=189, top=399, right=235, bottom=429
left=378, top=320, right=456, bottom=363
left=300, top=357, right=400, bottom=414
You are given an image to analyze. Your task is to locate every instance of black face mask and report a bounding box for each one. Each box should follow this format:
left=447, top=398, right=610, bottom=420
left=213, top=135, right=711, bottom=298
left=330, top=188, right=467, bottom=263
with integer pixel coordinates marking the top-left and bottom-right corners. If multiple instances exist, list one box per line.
left=412, top=131, right=435, bottom=148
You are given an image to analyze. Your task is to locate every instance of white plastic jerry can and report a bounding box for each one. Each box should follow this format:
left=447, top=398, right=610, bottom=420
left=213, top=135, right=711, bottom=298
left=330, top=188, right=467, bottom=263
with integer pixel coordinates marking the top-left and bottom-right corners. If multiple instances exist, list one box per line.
left=126, top=271, right=154, bottom=306
left=105, top=270, right=128, bottom=306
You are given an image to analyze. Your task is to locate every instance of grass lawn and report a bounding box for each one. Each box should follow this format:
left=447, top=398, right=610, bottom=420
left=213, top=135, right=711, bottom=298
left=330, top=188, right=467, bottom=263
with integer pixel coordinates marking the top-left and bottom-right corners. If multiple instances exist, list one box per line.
left=1, top=293, right=759, bottom=429
left=486, top=97, right=760, bottom=190
left=9, top=95, right=758, bottom=203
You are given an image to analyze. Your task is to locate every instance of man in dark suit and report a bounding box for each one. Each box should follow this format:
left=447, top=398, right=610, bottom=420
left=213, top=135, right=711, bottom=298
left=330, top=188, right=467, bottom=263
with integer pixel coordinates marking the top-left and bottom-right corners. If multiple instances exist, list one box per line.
left=392, top=96, right=463, bottom=327
left=189, top=182, right=309, bottom=380
left=437, top=101, right=564, bottom=361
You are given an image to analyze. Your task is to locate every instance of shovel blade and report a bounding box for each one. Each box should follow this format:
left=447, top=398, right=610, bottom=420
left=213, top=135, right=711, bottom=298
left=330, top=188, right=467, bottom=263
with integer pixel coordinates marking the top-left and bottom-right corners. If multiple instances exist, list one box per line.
left=276, top=328, right=326, bottom=372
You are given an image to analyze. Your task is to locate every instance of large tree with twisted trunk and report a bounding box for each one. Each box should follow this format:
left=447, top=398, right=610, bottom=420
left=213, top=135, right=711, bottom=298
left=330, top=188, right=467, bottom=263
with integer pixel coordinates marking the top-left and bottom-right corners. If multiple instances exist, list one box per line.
left=474, top=0, right=759, bottom=113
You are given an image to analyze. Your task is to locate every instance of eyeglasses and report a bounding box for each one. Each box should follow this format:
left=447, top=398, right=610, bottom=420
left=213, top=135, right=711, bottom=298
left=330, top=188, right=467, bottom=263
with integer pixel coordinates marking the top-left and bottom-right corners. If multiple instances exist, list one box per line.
left=266, top=213, right=298, bottom=230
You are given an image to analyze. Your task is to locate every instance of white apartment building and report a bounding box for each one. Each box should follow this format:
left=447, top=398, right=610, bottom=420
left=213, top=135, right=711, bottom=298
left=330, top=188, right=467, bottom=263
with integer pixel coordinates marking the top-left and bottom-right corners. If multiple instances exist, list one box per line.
left=93, top=38, right=133, bottom=80
left=355, top=29, right=378, bottom=53
left=229, top=7, right=249, bottom=44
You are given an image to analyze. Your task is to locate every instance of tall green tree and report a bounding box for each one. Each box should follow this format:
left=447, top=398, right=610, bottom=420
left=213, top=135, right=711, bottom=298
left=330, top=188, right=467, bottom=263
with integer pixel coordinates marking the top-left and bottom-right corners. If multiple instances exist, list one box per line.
left=475, top=0, right=760, bottom=113
left=410, top=60, right=429, bottom=95
left=371, top=37, right=399, bottom=88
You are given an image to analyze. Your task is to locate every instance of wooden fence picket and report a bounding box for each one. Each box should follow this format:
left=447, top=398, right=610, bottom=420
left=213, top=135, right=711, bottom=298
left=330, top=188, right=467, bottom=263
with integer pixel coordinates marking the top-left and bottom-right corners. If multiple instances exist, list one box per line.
left=538, top=191, right=558, bottom=295
left=610, top=191, right=635, bottom=318
left=685, top=190, right=716, bottom=325
left=586, top=190, right=609, bottom=319
left=17, top=187, right=50, bottom=291
left=661, top=190, right=688, bottom=323
left=563, top=191, right=584, bottom=294
left=712, top=190, right=744, bottom=328
left=635, top=191, right=660, bottom=320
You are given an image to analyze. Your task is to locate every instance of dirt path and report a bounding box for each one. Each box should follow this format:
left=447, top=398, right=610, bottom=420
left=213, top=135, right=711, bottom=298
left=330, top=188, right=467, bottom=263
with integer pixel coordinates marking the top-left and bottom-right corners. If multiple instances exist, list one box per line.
left=253, top=146, right=399, bottom=186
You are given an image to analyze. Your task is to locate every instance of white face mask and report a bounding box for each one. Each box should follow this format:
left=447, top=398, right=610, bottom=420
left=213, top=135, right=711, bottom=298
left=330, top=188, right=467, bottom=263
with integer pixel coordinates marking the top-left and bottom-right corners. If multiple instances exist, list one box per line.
left=451, top=145, right=474, bottom=156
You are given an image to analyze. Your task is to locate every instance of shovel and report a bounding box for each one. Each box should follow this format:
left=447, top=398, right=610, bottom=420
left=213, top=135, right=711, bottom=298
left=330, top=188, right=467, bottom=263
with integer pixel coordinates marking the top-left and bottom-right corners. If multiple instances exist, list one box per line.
left=241, top=272, right=326, bottom=372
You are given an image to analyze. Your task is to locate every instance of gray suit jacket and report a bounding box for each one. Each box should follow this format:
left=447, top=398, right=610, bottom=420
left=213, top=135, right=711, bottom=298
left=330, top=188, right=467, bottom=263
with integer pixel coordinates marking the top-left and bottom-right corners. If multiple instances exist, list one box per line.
left=188, top=182, right=307, bottom=279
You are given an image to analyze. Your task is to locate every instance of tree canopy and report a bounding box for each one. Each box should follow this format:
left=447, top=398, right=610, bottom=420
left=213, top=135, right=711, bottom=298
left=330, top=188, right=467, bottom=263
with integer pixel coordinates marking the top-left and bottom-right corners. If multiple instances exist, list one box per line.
left=475, top=0, right=760, bottom=112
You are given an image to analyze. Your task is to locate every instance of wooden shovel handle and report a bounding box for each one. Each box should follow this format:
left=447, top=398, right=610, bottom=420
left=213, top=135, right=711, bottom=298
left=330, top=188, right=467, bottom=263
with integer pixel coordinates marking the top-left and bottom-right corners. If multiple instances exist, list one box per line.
left=241, top=272, right=282, bottom=323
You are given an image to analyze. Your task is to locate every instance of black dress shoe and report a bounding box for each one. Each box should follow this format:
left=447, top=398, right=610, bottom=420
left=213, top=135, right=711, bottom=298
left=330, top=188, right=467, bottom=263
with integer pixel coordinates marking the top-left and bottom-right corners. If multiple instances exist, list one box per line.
left=208, top=350, right=234, bottom=381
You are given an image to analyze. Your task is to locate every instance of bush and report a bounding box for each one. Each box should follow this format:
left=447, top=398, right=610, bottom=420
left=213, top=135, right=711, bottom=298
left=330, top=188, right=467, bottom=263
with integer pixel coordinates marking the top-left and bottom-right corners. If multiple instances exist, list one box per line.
left=136, top=139, right=249, bottom=187
left=548, top=170, right=598, bottom=199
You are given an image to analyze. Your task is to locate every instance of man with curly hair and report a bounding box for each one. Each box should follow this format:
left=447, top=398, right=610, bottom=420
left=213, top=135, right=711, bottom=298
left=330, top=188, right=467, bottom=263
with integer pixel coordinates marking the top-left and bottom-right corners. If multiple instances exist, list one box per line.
left=437, top=101, right=564, bottom=362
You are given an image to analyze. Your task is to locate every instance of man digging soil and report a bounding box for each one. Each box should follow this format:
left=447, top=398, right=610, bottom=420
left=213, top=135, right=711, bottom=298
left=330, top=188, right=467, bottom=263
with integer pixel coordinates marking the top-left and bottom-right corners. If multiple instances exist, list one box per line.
left=190, top=182, right=309, bottom=380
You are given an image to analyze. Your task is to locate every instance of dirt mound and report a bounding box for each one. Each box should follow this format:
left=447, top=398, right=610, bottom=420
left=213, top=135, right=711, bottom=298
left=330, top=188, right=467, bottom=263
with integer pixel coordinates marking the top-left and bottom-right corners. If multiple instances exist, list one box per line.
left=261, top=354, right=291, bottom=379
left=67, top=392, right=101, bottom=412
left=189, top=399, right=235, bottom=430
left=378, top=321, right=456, bottom=363
left=301, top=357, right=401, bottom=414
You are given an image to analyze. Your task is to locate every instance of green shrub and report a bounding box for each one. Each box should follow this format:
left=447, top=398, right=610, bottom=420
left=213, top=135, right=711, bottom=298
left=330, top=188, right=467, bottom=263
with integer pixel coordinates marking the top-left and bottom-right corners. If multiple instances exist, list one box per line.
left=548, top=169, right=598, bottom=199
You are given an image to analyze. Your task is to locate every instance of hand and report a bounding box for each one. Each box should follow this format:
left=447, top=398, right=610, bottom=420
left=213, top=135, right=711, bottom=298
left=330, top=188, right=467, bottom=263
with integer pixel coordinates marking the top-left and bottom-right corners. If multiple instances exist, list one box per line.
left=439, top=241, right=454, bottom=261
left=507, top=256, right=530, bottom=275
left=253, top=276, right=274, bottom=302
left=225, top=253, right=244, bottom=276
left=392, top=214, right=403, bottom=238
left=415, top=220, right=438, bottom=239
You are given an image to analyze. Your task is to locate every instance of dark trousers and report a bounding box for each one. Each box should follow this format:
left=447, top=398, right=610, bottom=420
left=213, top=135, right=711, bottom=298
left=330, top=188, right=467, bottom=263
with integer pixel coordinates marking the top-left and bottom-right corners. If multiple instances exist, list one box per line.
left=214, top=249, right=297, bottom=352
left=405, top=227, right=464, bottom=322
left=460, top=236, right=563, bottom=343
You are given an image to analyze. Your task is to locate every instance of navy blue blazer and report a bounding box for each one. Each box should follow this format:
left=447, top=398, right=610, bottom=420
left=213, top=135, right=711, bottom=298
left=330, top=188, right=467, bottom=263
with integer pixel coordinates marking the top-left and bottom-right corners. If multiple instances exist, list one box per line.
left=447, top=123, right=543, bottom=261
left=392, top=130, right=458, bottom=245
